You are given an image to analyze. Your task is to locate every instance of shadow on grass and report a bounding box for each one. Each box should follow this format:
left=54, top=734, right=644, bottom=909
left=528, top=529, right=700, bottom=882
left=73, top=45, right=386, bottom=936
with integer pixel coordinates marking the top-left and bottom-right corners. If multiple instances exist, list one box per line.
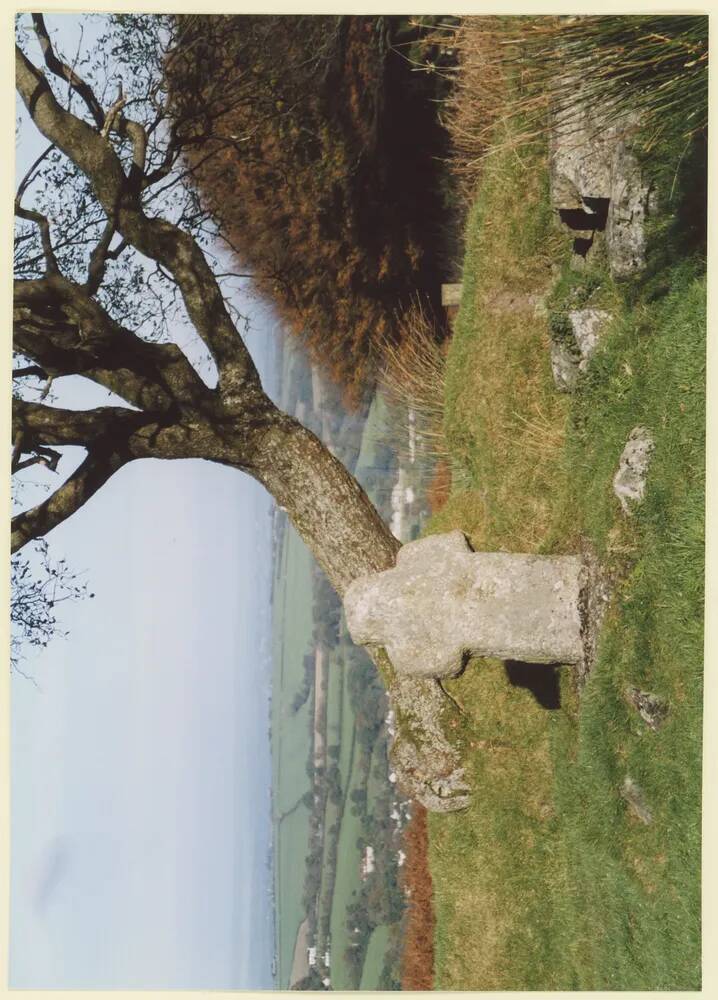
left=504, top=661, right=562, bottom=709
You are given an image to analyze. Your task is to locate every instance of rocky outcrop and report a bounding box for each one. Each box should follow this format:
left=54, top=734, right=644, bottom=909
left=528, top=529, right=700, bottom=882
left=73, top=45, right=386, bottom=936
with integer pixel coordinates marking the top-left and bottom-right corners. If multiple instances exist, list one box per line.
left=550, top=308, right=612, bottom=391
left=550, top=96, right=655, bottom=278
left=613, top=426, right=655, bottom=514
left=387, top=673, right=471, bottom=812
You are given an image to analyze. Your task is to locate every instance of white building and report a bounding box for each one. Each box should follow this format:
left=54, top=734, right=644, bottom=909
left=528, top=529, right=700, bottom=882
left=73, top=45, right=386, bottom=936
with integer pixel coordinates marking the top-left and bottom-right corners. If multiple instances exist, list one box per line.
left=360, top=845, right=375, bottom=879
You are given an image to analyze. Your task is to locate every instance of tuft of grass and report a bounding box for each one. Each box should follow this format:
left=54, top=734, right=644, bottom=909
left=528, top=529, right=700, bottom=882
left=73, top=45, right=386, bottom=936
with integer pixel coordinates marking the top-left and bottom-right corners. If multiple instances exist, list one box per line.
left=442, top=15, right=708, bottom=192
left=378, top=299, right=450, bottom=472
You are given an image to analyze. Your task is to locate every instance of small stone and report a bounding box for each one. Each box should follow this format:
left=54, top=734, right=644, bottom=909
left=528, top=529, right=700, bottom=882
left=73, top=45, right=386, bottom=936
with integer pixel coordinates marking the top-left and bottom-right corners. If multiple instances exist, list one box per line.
left=550, top=309, right=611, bottom=392
left=613, top=426, right=655, bottom=514
left=550, top=340, right=580, bottom=392
left=626, top=686, right=669, bottom=731
left=621, top=775, right=653, bottom=824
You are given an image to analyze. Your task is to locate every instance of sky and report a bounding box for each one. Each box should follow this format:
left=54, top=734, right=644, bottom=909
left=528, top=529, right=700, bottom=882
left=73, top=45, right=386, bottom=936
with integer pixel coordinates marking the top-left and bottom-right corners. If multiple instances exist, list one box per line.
left=11, top=13, right=278, bottom=989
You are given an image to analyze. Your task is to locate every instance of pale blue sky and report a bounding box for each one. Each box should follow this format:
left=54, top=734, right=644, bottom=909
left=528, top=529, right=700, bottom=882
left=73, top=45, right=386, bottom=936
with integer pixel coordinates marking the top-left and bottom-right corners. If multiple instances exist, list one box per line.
left=11, top=13, right=278, bottom=989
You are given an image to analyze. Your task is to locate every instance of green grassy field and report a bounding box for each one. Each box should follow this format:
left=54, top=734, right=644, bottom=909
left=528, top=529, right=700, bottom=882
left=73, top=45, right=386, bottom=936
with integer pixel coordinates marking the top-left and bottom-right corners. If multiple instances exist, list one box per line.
left=271, top=520, right=315, bottom=985
left=426, top=124, right=705, bottom=990
left=359, top=925, right=392, bottom=989
left=271, top=353, right=402, bottom=989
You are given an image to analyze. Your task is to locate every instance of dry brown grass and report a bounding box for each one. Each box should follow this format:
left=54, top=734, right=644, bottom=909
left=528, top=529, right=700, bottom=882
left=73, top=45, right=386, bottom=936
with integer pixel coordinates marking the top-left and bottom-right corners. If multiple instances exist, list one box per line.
left=440, top=15, right=707, bottom=195
left=439, top=16, right=553, bottom=196
left=380, top=300, right=447, bottom=445
left=377, top=299, right=464, bottom=493
left=426, top=459, right=452, bottom=514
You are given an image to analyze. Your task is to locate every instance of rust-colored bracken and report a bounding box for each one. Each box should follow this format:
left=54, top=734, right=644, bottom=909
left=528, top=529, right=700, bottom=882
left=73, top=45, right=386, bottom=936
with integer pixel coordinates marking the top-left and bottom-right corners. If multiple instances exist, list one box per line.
left=400, top=804, right=435, bottom=990
left=165, top=15, right=450, bottom=405
left=427, top=459, right=452, bottom=514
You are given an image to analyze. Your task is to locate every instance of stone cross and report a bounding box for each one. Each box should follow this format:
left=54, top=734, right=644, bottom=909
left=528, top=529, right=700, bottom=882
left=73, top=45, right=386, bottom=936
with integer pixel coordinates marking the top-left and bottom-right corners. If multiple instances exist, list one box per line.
left=344, top=530, right=584, bottom=678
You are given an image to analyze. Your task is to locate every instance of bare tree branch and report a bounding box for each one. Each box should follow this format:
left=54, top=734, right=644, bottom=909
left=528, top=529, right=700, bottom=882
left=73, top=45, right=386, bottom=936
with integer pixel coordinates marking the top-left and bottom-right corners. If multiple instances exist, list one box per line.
left=11, top=448, right=126, bottom=552
left=100, top=88, right=126, bottom=139
left=15, top=44, right=259, bottom=396
left=13, top=397, right=147, bottom=448
left=85, top=220, right=127, bottom=295
left=31, top=13, right=106, bottom=128
left=15, top=204, right=58, bottom=273
left=100, top=83, right=148, bottom=184
left=14, top=272, right=208, bottom=410
left=13, top=446, right=62, bottom=474
left=16, top=141, right=56, bottom=205
left=13, top=364, right=48, bottom=380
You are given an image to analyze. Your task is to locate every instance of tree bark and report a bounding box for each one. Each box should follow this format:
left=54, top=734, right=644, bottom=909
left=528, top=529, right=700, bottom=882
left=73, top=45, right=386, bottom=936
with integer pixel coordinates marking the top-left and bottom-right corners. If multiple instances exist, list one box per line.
left=251, top=411, right=401, bottom=595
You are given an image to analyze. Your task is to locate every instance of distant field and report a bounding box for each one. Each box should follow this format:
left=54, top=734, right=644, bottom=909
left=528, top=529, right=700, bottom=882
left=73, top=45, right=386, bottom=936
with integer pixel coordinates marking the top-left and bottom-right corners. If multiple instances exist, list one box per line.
left=271, top=521, right=314, bottom=985
left=359, top=925, right=392, bottom=990
left=271, top=346, right=406, bottom=990
left=326, top=721, right=365, bottom=988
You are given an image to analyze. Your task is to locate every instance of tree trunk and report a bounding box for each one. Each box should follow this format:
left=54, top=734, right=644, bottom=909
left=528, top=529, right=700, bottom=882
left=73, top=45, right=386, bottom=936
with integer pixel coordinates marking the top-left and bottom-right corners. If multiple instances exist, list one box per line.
left=247, top=407, right=470, bottom=812
left=251, top=410, right=401, bottom=595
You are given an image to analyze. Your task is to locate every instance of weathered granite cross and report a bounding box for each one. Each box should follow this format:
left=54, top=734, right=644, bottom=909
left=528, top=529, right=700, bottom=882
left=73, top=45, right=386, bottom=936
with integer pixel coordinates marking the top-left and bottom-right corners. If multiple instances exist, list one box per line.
left=344, top=530, right=585, bottom=678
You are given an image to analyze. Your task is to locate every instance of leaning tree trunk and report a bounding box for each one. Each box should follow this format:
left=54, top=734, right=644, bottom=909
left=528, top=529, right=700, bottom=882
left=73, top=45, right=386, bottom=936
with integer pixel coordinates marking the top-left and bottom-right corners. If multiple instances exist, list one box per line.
left=246, top=406, right=471, bottom=811
left=252, top=410, right=401, bottom=595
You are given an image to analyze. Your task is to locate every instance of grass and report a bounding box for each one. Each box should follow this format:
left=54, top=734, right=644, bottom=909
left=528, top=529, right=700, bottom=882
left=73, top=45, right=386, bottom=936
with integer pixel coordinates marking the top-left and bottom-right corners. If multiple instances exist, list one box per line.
left=271, top=522, right=315, bottom=984
left=442, top=16, right=708, bottom=194
left=552, top=275, right=705, bottom=988
left=358, top=925, right=391, bottom=989
left=430, top=136, right=572, bottom=555
left=424, top=111, right=705, bottom=990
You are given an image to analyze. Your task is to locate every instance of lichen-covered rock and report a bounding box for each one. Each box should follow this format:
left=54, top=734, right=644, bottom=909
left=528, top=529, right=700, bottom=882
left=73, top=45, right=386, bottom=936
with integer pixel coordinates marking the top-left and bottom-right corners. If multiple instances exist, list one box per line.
left=621, top=775, right=653, bottom=825
left=606, top=133, right=656, bottom=278
left=550, top=94, right=654, bottom=278
left=571, top=308, right=611, bottom=362
left=344, top=530, right=584, bottom=678
left=550, top=339, right=582, bottom=392
left=550, top=309, right=612, bottom=392
left=626, top=686, right=669, bottom=731
left=613, top=426, right=655, bottom=514
left=387, top=674, right=471, bottom=812
left=550, top=94, right=613, bottom=208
